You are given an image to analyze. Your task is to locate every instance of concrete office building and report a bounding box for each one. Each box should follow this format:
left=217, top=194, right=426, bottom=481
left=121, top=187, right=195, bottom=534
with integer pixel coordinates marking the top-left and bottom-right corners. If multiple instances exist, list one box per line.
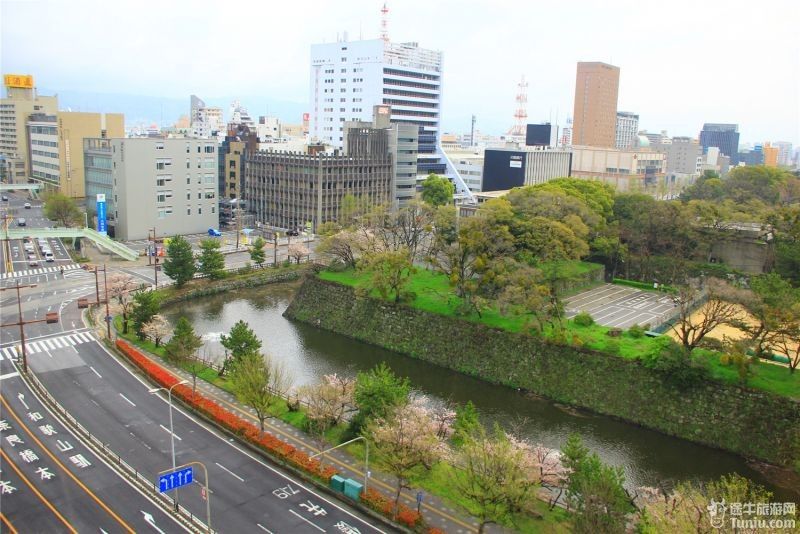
left=772, top=141, right=793, bottom=166
left=571, top=142, right=668, bottom=194
left=763, top=143, right=779, bottom=167
left=654, top=136, right=702, bottom=176
left=26, top=110, right=124, bottom=198
left=572, top=62, right=620, bottom=148
left=615, top=111, right=639, bottom=149
left=190, top=95, right=223, bottom=139
left=445, top=149, right=484, bottom=192
left=112, top=138, right=219, bottom=240
left=1, top=74, right=58, bottom=183
left=700, top=123, right=740, bottom=165
left=245, top=126, right=393, bottom=232
left=309, top=36, right=472, bottom=202
left=482, top=148, right=572, bottom=192
left=738, top=145, right=764, bottom=166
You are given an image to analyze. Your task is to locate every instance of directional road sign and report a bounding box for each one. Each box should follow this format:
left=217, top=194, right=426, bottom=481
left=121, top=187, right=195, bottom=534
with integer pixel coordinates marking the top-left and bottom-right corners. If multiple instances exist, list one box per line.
left=158, top=466, right=193, bottom=493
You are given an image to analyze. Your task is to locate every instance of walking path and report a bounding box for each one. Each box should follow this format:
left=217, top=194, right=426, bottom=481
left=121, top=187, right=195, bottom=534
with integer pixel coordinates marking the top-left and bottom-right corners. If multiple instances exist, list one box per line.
left=93, top=317, right=493, bottom=533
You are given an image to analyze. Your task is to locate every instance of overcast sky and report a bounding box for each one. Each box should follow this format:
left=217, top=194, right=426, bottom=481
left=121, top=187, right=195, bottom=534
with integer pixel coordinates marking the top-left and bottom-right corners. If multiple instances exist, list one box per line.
left=2, top=0, right=798, bottom=145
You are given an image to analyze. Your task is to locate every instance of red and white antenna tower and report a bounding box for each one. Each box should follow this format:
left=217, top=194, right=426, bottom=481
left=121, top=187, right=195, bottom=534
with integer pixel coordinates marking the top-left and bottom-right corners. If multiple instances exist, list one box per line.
left=507, top=75, right=528, bottom=136
left=380, top=2, right=390, bottom=43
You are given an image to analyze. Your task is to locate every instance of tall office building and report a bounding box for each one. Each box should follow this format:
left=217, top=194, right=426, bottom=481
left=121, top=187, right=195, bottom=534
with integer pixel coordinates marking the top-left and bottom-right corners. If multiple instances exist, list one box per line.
left=615, top=111, right=639, bottom=149
left=190, top=95, right=223, bottom=139
left=699, top=123, right=740, bottom=165
left=1, top=74, right=58, bottom=183
left=772, top=141, right=793, bottom=166
left=309, top=37, right=471, bottom=203
left=762, top=143, right=779, bottom=167
left=572, top=62, right=620, bottom=148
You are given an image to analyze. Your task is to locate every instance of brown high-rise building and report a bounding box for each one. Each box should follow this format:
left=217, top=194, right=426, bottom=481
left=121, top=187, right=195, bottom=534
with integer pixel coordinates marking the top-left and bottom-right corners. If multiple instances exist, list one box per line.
left=572, top=62, right=620, bottom=148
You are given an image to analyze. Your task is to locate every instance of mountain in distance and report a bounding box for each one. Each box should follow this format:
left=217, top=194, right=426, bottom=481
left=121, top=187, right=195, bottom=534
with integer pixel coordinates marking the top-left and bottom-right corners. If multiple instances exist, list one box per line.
left=40, top=88, right=308, bottom=129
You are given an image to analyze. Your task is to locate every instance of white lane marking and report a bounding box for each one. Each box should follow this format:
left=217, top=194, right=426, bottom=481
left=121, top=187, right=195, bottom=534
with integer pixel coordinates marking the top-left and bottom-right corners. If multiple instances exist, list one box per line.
left=119, top=393, right=136, bottom=407
left=0, top=371, right=20, bottom=381
left=44, top=339, right=57, bottom=350
left=159, top=424, right=182, bottom=441
left=215, top=462, right=244, bottom=482
left=89, top=366, right=102, bottom=378
left=256, top=524, right=274, bottom=533
left=29, top=341, right=42, bottom=353
left=65, top=335, right=77, bottom=346
left=77, top=332, right=92, bottom=343
left=289, top=509, right=325, bottom=532
left=52, top=337, right=65, bottom=348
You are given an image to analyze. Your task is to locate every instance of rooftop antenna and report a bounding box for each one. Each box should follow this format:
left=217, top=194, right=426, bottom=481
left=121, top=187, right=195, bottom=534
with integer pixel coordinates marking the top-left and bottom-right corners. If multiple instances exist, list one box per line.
left=506, top=75, right=528, bottom=136
left=380, top=2, right=389, bottom=43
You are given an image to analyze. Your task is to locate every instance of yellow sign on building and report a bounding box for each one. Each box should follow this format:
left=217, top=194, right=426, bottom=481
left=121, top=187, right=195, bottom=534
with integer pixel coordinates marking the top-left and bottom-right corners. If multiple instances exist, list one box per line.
left=4, top=74, right=34, bottom=89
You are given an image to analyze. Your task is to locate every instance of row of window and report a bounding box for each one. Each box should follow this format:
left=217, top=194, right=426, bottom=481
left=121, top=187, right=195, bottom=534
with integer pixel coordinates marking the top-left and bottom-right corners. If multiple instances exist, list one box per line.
left=382, top=98, right=438, bottom=109
left=29, top=126, right=57, bottom=135
left=32, top=139, right=58, bottom=147
left=31, top=149, right=58, bottom=158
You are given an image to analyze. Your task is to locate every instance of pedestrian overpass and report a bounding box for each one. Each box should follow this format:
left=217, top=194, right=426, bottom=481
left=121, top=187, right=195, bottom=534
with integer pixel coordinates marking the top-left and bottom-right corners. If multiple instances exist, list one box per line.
left=5, top=227, right=139, bottom=261
left=0, top=183, right=42, bottom=199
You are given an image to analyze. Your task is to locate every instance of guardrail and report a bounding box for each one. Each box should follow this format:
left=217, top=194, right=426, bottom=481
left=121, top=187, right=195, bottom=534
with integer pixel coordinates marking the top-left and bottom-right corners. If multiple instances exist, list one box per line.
left=21, top=368, right=211, bottom=533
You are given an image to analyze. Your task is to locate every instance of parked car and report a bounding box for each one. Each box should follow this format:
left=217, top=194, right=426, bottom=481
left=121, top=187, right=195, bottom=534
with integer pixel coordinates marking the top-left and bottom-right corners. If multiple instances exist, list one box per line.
left=17, top=218, right=26, bottom=227
left=207, top=228, right=222, bottom=237
left=286, top=229, right=300, bottom=236
left=1, top=195, right=8, bottom=201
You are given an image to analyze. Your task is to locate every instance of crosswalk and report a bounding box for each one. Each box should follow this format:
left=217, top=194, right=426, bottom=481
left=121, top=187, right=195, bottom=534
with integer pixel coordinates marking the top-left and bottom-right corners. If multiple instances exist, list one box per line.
left=1, top=264, right=82, bottom=280
left=0, top=331, right=96, bottom=361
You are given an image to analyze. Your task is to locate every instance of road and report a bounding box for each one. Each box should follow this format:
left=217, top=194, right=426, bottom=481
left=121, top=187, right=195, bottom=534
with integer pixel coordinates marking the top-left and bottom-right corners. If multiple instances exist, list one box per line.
left=0, top=363, right=187, bottom=533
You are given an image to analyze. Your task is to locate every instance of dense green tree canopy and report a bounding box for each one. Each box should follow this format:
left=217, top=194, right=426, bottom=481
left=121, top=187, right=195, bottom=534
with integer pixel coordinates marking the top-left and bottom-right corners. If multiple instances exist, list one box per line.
left=162, top=235, right=196, bottom=287
left=420, top=173, right=454, bottom=206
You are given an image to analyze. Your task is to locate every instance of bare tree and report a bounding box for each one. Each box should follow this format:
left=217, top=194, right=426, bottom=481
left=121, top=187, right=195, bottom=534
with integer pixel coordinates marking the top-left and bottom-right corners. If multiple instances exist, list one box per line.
left=771, top=303, right=800, bottom=373
left=367, top=400, right=448, bottom=515
left=316, top=230, right=363, bottom=268
left=141, top=314, right=170, bottom=347
left=671, top=278, right=745, bottom=351
left=107, top=273, right=141, bottom=334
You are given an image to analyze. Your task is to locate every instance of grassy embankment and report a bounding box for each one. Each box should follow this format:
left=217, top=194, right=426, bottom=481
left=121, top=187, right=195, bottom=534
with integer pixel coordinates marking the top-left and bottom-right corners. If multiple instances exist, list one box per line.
left=319, top=268, right=799, bottom=399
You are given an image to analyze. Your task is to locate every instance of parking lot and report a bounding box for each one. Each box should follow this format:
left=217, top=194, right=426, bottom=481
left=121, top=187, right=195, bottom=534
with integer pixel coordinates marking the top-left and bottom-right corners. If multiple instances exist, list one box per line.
left=564, top=283, right=678, bottom=329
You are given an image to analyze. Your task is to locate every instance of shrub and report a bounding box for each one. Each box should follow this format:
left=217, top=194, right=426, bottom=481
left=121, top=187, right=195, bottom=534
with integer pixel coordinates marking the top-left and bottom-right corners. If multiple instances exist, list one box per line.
left=573, top=312, right=594, bottom=327
left=627, top=324, right=646, bottom=338
left=640, top=339, right=710, bottom=386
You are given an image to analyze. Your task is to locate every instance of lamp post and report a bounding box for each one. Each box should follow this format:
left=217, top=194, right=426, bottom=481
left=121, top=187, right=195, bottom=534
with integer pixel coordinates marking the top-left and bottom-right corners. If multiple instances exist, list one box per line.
left=149, top=380, right=189, bottom=509
left=0, top=282, right=59, bottom=373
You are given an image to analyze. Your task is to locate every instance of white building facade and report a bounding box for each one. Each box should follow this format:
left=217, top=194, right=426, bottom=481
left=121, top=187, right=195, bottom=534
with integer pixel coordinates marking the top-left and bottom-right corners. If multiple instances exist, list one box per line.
left=310, top=37, right=473, bottom=203
left=615, top=111, right=639, bottom=149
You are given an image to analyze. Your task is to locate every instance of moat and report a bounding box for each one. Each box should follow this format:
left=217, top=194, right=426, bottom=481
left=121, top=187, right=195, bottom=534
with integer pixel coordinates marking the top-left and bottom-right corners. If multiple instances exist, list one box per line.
left=163, top=281, right=798, bottom=500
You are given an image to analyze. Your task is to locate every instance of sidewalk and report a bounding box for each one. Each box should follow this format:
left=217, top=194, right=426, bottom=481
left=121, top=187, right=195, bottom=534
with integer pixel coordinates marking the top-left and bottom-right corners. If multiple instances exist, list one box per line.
left=95, top=322, right=492, bottom=533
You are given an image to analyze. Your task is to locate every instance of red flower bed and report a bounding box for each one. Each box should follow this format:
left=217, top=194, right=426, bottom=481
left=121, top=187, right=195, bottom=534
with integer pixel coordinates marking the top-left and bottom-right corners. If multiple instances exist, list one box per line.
left=116, top=340, right=418, bottom=529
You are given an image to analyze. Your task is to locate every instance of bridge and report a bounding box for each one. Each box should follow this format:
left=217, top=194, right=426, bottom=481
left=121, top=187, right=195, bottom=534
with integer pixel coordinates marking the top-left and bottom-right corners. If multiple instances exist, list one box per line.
left=0, top=183, right=42, bottom=199
left=4, top=227, right=139, bottom=261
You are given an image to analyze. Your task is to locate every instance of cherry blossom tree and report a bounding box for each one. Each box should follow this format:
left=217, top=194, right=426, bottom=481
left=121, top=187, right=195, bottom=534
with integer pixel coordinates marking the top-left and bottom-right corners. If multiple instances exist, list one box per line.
left=298, top=374, right=356, bottom=435
left=141, top=314, right=170, bottom=347
left=366, top=400, right=448, bottom=515
left=287, top=244, right=309, bottom=264
left=107, top=273, right=141, bottom=334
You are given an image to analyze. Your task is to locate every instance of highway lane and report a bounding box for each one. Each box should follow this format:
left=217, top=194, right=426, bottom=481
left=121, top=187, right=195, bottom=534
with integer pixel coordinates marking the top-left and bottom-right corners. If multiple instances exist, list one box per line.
left=21, top=337, right=389, bottom=533
left=0, top=368, right=187, bottom=533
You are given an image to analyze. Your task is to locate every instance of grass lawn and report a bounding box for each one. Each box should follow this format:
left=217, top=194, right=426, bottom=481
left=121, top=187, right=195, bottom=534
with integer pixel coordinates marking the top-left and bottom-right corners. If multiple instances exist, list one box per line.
left=318, top=269, right=800, bottom=399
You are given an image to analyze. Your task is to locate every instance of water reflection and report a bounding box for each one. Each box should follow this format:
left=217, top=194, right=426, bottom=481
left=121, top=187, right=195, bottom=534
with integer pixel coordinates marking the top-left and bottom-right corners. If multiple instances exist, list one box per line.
left=162, top=282, right=797, bottom=500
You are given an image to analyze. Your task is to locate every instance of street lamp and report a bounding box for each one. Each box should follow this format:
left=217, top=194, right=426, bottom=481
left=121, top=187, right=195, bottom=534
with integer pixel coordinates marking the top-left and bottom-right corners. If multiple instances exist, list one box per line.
left=310, top=436, right=369, bottom=495
left=149, top=380, right=189, bottom=508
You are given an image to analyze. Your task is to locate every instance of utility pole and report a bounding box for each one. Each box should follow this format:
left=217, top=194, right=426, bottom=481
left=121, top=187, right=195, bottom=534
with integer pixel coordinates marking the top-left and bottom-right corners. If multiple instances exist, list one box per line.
left=0, top=281, right=59, bottom=373
left=148, top=226, right=156, bottom=266
left=103, top=263, right=111, bottom=339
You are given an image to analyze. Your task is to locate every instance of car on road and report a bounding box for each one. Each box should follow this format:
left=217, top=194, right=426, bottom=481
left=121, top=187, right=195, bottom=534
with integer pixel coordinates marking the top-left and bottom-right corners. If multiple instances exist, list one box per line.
left=286, top=229, right=300, bottom=236
left=17, top=217, right=26, bottom=227
left=1, top=195, right=8, bottom=201
left=29, top=258, right=39, bottom=267
left=24, top=202, right=31, bottom=209
left=208, top=228, right=222, bottom=237
left=44, top=251, right=55, bottom=262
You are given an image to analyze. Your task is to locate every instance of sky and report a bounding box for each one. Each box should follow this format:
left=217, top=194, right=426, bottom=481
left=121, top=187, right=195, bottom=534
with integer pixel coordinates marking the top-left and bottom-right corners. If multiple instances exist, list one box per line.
left=2, top=0, right=798, bottom=146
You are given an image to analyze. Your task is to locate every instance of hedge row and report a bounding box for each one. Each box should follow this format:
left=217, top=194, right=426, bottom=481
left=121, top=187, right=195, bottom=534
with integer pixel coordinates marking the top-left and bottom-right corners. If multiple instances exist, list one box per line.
left=612, top=277, right=676, bottom=293
left=115, top=339, right=426, bottom=531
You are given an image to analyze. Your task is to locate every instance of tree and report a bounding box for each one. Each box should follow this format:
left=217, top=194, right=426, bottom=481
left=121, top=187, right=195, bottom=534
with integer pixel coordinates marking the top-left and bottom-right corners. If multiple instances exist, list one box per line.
left=197, top=239, right=225, bottom=279
left=770, top=302, right=800, bottom=374
left=350, top=362, right=411, bottom=435
left=141, top=314, right=170, bottom=347
left=186, top=348, right=213, bottom=396
left=635, top=473, right=786, bottom=533
left=164, top=317, right=203, bottom=373
left=367, top=400, right=447, bottom=515
left=358, top=249, right=416, bottom=303
left=495, top=262, right=552, bottom=333
left=452, top=400, right=481, bottom=445
left=287, top=243, right=309, bottom=264
left=220, top=320, right=262, bottom=373
left=670, top=278, right=745, bottom=352
left=230, top=352, right=274, bottom=433
left=455, top=425, right=540, bottom=533
left=562, top=434, right=632, bottom=534
left=131, top=291, right=162, bottom=339
left=162, top=235, right=196, bottom=287
left=107, top=273, right=141, bottom=334
left=420, top=172, right=454, bottom=207
left=735, top=273, right=797, bottom=359
left=298, top=374, right=357, bottom=435
left=250, top=237, right=267, bottom=267
left=42, top=192, right=82, bottom=227
left=317, top=230, right=363, bottom=268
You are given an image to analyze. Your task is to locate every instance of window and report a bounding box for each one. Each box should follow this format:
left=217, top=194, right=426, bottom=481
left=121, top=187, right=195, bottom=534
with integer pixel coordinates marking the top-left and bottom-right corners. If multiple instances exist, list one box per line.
left=156, top=142, right=164, bottom=150
left=341, top=57, right=347, bottom=62
left=198, top=207, right=202, bottom=215
left=187, top=208, right=191, bottom=215
left=211, top=206, right=215, bottom=214
left=187, top=192, right=191, bottom=200
left=186, top=143, right=190, bottom=153
left=156, top=158, right=172, bottom=170
left=204, top=145, right=215, bottom=153
left=341, top=68, right=346, bottom=73
left=197, top=146, right=201, bottom=153
left=157, top=193, right=166, bottom=203
left=186, top=159, right=190, bottom=169
left=186, top=175, right=191, bottom=184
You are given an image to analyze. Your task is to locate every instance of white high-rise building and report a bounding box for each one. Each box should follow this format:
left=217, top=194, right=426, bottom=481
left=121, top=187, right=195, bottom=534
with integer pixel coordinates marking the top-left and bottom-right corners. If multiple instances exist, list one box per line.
left=615, top=111, right=639, bottom=149
left=309, top=37, right=473, bottom=203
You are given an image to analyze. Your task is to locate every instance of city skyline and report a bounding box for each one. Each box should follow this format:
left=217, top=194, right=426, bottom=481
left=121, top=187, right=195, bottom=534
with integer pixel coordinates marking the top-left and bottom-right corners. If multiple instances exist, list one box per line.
left=1, top=0, right=798, bottom=145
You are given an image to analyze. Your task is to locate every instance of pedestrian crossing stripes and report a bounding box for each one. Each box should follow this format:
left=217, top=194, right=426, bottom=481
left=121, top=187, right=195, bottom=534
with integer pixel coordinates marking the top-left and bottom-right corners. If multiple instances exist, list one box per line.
left=1, top=264, right=80, bottom=280
left=0, top=331, right=96, bottom=361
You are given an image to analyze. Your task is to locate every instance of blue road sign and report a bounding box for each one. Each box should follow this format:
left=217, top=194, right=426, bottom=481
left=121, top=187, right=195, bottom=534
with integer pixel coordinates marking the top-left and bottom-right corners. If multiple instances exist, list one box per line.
left=159, top=466, right=193, bottom=493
